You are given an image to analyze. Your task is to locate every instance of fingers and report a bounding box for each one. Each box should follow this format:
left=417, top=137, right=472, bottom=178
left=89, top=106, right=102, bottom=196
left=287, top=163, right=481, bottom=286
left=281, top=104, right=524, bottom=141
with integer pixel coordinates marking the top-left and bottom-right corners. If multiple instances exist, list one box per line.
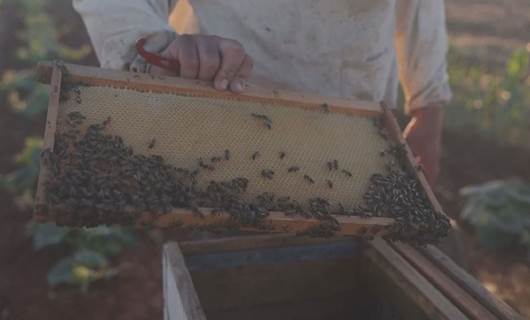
left=215, top=39, right=248, bottom=91
left=229, top=54, right=253, bottom=93
left=196, top=36, right=221, bottom=81
left=176, top=35, right=199, bottom=79
left=157, top=35, right=253, bottom=92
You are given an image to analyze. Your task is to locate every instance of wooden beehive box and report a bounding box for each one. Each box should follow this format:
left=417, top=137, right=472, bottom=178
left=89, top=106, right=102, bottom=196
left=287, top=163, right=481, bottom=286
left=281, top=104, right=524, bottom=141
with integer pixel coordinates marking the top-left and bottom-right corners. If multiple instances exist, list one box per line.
left=163, top=235, right=523, bottom=320
left=34, top=61, right=448, bottom=243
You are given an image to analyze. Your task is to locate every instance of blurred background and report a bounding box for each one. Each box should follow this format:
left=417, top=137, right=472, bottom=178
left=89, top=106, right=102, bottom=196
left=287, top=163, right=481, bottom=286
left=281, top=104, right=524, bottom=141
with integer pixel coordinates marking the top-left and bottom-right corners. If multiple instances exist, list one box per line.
left=0, top=0, right=529, bottom=319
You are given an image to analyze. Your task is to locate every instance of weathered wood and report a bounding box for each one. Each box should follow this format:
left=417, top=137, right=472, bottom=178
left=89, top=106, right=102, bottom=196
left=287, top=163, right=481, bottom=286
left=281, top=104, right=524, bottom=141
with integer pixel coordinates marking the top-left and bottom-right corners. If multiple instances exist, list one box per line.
left=179, top=233, right=351, bottom=256
left=34, top=64, right=62, bottom=221
left=366, top=238, right=468, bottom=320
left=35, top=61, right=382, bottom=116
left=183, top=239, right=361, bottom=272
left=420, top=245, right=525, bottom=320
left=392, top=243, right=497, bottom=319
left=142, top=208, right=394, bottom=237
left=163, top=242, right=207, bottom=320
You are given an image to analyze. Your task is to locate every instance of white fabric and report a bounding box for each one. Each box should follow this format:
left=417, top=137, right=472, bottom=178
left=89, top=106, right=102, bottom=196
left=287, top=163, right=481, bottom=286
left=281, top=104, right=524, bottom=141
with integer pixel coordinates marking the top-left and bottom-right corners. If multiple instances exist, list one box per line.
left=73, top=0, right=452, bottom=113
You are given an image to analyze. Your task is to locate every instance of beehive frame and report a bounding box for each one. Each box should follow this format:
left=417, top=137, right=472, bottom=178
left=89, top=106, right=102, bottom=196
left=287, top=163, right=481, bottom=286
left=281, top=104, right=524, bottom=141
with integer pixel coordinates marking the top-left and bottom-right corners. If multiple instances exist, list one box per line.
left=34, top=61, right=446, bottom=238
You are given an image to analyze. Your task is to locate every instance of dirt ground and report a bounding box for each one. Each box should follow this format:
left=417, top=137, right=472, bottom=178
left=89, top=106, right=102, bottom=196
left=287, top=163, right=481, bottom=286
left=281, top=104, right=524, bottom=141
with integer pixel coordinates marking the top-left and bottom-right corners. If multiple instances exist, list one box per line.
left=0, top=0, right=529, bottom=319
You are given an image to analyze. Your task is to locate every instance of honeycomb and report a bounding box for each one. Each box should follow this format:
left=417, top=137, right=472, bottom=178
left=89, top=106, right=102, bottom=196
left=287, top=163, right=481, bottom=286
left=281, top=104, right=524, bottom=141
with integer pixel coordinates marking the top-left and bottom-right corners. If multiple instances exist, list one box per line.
left=56, top=84, right=388, bottom=211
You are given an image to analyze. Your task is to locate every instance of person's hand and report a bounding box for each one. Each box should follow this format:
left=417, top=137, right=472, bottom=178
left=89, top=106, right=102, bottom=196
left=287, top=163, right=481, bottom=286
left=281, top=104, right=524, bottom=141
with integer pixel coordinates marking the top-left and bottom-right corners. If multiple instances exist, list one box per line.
left=403, top=106, right=444, bottom=186
left=150, top=34, right=253, bottom=93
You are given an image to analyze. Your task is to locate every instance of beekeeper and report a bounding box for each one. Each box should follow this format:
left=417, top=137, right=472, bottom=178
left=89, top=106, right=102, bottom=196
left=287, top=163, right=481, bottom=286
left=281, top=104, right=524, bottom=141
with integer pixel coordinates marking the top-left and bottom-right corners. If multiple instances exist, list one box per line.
left=74, top=0, right=452, bottom=185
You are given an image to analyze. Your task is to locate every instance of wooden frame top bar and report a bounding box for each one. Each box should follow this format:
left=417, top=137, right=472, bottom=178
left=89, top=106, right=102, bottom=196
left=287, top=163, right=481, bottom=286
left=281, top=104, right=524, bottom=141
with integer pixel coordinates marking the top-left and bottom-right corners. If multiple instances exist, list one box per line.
left=35, top=61, right=382, bottom=117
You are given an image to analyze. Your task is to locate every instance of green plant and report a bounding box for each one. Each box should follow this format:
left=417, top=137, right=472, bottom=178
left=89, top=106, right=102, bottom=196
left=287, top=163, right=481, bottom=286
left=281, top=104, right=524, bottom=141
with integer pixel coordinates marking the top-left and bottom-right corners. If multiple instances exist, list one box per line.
left=445, top=46, right=530, bottom=147
left=29, top=223, right=136, bottom=292
left=460, top=179, right=530, bottom=250
left=0, top=0, right=90, bottom=117
left=0, top=0, right=136, bottom=291
left=0, top=137, right=42, bottom=207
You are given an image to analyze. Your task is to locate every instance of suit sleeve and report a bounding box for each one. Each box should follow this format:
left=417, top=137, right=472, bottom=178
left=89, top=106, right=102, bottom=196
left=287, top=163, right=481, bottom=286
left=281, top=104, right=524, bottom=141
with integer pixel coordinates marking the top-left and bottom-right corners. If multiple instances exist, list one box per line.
left=395, top=0, right=452, bottom=114
left=73, top=0, right=177, bottom=70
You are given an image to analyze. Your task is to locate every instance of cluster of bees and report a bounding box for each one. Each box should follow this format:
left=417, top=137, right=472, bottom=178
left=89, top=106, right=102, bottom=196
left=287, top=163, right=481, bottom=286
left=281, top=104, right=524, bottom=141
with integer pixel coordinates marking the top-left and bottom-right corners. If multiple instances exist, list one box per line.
left=41, top=93, right=449, bottom=243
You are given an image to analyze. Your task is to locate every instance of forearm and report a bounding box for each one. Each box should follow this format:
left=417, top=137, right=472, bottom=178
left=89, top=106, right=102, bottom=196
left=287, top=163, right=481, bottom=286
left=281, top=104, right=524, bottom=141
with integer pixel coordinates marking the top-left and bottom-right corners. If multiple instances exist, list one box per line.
left=404, top=105, right=444, bottom=185
left=409, top=105, right=444, bottom=135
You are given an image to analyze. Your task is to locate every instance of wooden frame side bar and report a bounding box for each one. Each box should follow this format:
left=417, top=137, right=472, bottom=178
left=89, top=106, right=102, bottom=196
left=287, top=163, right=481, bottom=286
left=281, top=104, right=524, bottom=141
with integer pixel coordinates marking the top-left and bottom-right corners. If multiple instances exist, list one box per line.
left=34, top=64, right=62, bottom=220
left=420, top=245, right=525, bottom=320
left=163, top=242, right=207, bottom=320
left=392, top=243, right=498, bottom=320
left=35, top=61, right=382, bottom=117
left=366, top=238, right=469, bottom=320
left=380, top=103, right=448, bottom=218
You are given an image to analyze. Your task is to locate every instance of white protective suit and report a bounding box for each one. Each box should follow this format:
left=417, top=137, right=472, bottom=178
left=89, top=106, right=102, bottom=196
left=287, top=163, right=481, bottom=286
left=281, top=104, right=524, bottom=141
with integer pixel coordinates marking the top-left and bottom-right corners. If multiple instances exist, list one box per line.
left=73, top=0, right=452, bottom=113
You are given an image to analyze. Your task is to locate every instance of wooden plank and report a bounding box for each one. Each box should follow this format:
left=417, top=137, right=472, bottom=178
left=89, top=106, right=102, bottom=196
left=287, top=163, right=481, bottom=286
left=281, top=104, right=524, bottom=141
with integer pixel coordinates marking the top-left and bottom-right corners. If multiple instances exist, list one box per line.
left=366, top=238, right=469, bottom=320
left=35, top=61, right=382, bottom=116
left=420, top=245, right=525, bottom=320
left=380, top=103, right=448, bottom=218
left=392, top=243, right=497, bottom=320
left=140, top=208, right=394, bottom=237
left=163, top=242, right=207, bottom=320
left=34, top=64, right=62, bottom=221
left=183, top=240, right=361, bottom=272
left=179, top=233, right=354, bottom=256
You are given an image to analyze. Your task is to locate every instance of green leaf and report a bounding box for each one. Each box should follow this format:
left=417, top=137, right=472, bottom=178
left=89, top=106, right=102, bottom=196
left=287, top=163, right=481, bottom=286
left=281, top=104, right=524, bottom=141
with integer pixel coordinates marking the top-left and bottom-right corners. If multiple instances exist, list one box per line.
left=33, top=223, right=69, bottom=250
left=460, top=179, right=530, bottom=250
left=0, top=137, right=42, bottom=195
left=47, top=256, right=76, bottom=286
left=506, top=49, right=529, bottom=79
left=73, top=250, right=109, bottom=268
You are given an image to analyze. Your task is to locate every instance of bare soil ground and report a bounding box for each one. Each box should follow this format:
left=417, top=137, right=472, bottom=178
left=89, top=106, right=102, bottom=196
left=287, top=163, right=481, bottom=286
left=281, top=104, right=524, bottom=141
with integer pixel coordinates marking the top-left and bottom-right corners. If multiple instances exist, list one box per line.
left=0, top=0, right=529, bottom=319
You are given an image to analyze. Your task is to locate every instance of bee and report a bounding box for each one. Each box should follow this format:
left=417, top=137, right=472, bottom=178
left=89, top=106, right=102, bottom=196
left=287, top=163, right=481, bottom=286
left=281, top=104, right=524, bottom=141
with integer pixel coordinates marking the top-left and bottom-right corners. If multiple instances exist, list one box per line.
left=198, top=158, right=214, bottom=171
left=251, top=113, right=268, bottom=121
left=224, top=149, right=230, bottom=161
left=287, top=166, right=300, bottom=173
left=326, top=180, right=333, bottom=189
left=321, top=103, right=330, bottom=113
left=279, top=151, right=286, bottom=159
left=251, top=113, right=272, bottom=129
left=251, top=151, right=260, bottom=160
left=303, top=175, right=315, bottom=184
left=148, top=138, right=156, bottom=149
left=341, top=169, right=352, bottom=177
left=211, top=156, right=222, bottom=163
left=416, top=164, right=424, bottom=172
left=327, top=161, right=333, bottom=171
left=261, top=169, right=274, bottom=179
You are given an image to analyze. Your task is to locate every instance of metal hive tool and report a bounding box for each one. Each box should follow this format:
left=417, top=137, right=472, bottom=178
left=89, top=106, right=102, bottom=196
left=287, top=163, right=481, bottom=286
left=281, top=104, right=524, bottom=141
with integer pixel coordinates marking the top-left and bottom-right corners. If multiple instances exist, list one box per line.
left=34, top=62, right=450, bottom=243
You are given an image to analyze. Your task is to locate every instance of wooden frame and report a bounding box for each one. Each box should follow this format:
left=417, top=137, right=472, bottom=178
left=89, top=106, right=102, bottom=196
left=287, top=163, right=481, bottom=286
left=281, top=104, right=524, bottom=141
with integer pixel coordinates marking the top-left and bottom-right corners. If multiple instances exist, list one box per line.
left=416, top=245, right=526, bottom=320
left=163, top=235, right=523, bottom=320
left=34, top=61, right=447, bottom=238
left=163, top=242, right=207, bottom=320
